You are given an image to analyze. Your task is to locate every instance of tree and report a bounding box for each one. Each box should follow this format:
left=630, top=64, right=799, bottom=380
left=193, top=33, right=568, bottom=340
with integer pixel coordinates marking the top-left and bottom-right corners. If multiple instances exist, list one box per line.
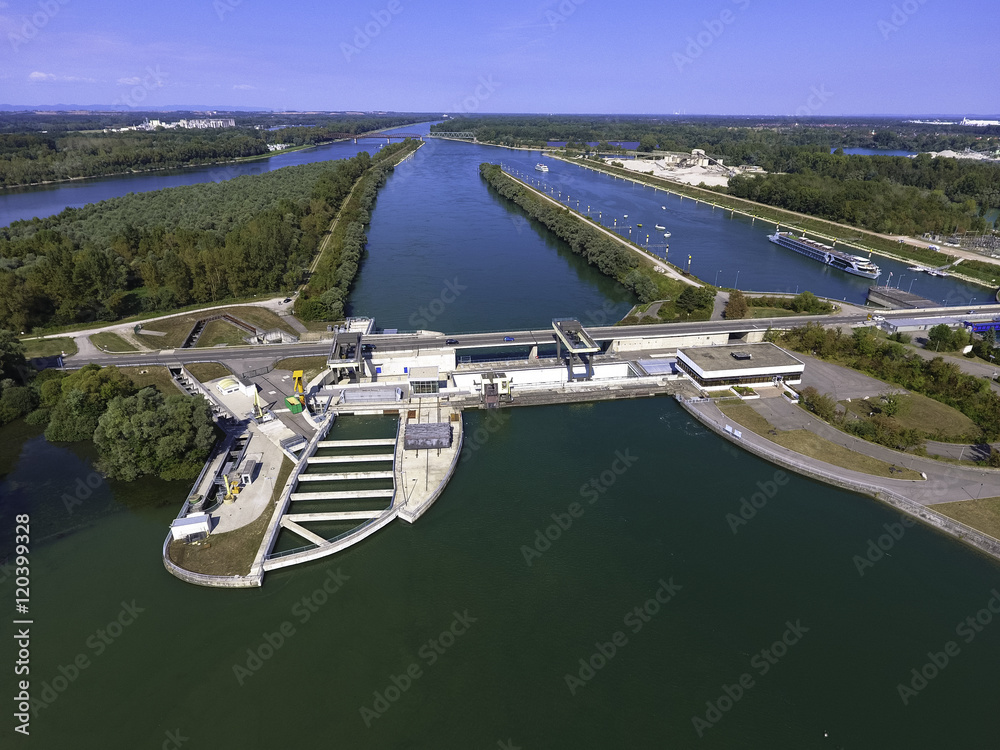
left=0, top=330, right=28, bottom=381
left=725, top=289, right=749, bottom=319
left=928, top=323, right=955, bottom=351
left=44, top=364, right=135, bottom=442
left=94, top=387, right=217, bottom=481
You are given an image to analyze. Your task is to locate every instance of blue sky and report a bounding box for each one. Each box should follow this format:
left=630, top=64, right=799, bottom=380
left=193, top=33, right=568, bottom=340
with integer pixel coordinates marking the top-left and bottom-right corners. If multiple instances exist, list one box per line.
left=1, top=0, right=995, bottom=114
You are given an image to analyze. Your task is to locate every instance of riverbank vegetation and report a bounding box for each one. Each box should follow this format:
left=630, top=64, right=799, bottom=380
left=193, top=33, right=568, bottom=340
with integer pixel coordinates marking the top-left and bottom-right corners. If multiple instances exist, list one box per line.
left=441, top=116, right=999, bottom=239
left=0, top=332, right=217, bottom=479
left=0, top=112, right=425, bottom=187
left=479, top=162, right=715, bottom=321
left=735, top=291, right=834, bottom=319
left=0, top=142, right=417, bottom=333
left=774, top=323, right=1000, bottom=442
left=717, top=400, right=922, bottom=479
left=295, top=140, right=421, bottom=321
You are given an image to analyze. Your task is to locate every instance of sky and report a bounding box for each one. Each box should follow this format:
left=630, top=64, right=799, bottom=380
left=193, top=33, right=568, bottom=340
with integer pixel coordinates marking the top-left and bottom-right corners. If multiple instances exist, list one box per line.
left=0, top=0, right=996, bottom=115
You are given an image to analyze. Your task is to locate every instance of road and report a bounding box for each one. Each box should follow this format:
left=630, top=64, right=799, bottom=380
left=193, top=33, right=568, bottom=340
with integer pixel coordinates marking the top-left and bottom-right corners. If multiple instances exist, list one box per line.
left=61, top=304, right=1000, bottom=374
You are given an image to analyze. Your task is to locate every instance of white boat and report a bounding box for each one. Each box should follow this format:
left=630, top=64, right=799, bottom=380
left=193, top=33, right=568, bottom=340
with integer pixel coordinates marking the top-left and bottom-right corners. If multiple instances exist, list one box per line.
left=655, top=224, right=665, bottom=230
left=663, top=232, right=671, bottom=238
left=535, top=163, right=549, bottom=172
left=767, top=232, right=881, bottom=279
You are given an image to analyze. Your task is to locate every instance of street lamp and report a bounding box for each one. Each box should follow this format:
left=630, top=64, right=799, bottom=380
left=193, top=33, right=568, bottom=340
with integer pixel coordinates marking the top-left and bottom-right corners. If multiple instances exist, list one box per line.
left=908, top=278, right=916, bottom=293
left=735, top=270, right=741, bottom=288
left=715, top=269, right=722, bottom=286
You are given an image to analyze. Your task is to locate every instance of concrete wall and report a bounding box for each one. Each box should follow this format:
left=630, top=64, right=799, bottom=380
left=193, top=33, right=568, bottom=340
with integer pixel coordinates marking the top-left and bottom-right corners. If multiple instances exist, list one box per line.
left=452, top=362, right=632, bottom=391
left=610, top=331, right=767, bottom=353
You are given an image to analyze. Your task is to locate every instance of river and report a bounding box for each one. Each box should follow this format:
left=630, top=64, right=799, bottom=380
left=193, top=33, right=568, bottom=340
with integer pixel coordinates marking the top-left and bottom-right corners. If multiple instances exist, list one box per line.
left=2, top=122, right=999, bottom=748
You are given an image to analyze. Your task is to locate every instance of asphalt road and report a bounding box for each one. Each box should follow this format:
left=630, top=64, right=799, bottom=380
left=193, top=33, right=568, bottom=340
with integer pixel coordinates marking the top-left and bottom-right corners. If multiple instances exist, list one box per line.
left=62, top=304, right=1000, bottom=372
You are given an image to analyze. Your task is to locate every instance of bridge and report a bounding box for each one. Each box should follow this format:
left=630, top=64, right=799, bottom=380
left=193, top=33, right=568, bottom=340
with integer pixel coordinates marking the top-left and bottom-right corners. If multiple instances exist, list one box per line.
left=347, top=132, right=424, bottom=143
left=424, top=131, right=477, bottom=141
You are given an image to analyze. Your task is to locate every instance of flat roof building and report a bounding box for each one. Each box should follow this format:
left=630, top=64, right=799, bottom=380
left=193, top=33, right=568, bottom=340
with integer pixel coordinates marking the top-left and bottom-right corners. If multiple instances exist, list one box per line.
left=676, top=343, right=804, bottom=390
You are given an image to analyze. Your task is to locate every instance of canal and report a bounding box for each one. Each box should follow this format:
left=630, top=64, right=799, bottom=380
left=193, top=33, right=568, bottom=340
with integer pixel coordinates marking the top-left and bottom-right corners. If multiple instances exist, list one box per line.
left=1, top=124, right=998, bottom=748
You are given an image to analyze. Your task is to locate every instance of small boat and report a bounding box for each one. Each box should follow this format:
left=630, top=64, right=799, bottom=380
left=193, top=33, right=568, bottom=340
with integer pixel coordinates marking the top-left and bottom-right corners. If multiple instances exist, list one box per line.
left=907, top=266, right=925, bottom=272
left=663, top=232, right=671, bottom=238
left=535, top=163, right=549, bottom=172
left=637, top=223, right=642, bottom=228
left=655, top=224, right=665, bottom=230
left=661, top=206, right=666, bottom=209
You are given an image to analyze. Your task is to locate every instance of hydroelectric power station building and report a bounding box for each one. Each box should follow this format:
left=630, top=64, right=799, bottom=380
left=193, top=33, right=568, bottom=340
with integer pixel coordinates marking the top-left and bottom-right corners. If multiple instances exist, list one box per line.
left=675, top=343, right=805, bottom=390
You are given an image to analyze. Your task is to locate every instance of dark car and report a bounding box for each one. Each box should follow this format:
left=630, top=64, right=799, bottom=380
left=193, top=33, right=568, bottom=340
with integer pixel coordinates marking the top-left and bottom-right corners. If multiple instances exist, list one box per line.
left=446, top=338, right=459, bottom=345
left=282, top=298, right=292, bottom=303
left=503, top=336, right=515, bottom=342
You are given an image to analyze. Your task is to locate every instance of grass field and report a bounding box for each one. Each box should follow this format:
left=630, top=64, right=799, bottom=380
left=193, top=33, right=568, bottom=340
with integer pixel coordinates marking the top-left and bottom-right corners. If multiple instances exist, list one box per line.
left=718, top=401, right=923, bottom=480
left=89, top=331, right=137, bottom=352
left=186, top=362, right=231, bottom=382
left=140, top=306, right=298, bottom=349
left=840, top=392, right=979, bottom=442
left=933, top=497, right=1000, bottom=540
left=195, top=320, right=250, bottom=348
left=118, top=366, right=183, bottom=395
left=167, top=457, right=293, bottom=576
left=274, top=356, right=327, bottom=382
left=22, top=337, right=78, bottom=358
left=751, top=307, right=799, bottom=318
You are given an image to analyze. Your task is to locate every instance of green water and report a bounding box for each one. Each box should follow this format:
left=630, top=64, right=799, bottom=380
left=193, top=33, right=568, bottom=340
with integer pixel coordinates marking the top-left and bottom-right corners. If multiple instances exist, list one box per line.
left=3, top=400, right=999, bottom=748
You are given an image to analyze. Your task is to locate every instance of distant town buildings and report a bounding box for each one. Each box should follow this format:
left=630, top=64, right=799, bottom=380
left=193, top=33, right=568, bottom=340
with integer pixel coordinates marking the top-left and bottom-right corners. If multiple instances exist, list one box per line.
left=959, top=118, right=1000, bottom=127
left=108, top=117, right=237, bottom=133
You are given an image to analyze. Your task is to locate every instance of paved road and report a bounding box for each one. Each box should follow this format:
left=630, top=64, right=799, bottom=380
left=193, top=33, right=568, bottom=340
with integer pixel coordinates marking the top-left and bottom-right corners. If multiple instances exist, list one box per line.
left=697, top=397, right=1000, bottom=506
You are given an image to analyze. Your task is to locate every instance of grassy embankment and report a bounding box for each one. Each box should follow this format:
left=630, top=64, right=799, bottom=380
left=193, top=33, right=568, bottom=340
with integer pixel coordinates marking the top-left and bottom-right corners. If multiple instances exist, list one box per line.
left=138, top=306, right=296, bottom=349
left=718, top=400, right=923, bottom=480
left=934, top=497, right=1000, bottom=540
left=564, top=157, right=1000, bottom=289
left=22, top=337, right=78, bottom=358
left=839, top=393, right=980, bottom=443
left=89, top=332, right=137, bottom=352
left=481, top=163, right=716, bottom=323
left=167, top=456, right=294, bottom=576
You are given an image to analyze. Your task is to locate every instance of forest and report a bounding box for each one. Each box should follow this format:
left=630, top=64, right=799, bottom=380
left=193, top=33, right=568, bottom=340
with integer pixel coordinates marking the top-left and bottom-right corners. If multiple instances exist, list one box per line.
left=0, top=141, right=417, bottom=333
left=0, top=112, right=426, bottom=187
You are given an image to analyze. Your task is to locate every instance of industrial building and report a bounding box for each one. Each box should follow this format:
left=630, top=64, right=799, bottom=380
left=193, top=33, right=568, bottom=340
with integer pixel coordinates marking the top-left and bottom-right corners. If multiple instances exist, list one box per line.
left=675, top=342, right=805, bottom=390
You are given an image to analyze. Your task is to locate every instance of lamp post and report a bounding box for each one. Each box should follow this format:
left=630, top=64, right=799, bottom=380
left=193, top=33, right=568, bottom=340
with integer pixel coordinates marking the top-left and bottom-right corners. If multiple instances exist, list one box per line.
left=715, top=269, right=721, bottom=286
left=735, top=270, right=741, bottom=288
left=908, top=278, right=916, bottom=293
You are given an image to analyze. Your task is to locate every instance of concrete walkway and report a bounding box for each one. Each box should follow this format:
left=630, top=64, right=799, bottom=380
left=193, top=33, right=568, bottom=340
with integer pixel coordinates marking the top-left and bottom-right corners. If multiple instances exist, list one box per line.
left=739, top=395, right=1000, bottom=505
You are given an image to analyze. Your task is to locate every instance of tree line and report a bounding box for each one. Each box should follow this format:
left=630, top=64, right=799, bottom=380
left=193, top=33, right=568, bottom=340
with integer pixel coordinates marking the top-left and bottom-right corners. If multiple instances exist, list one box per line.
left=0, top=152, right=386, bottom=332
left=0, top=335, right=215, bottom=481
left=479, top=163, right=716, bottom=320
left=0, top=113, right=426, bottom=187
left=772, top=323, right=1000, bottom=441
left=438, top=117, right=998, bottom=237
left=295, top=140, right=420, bottom=321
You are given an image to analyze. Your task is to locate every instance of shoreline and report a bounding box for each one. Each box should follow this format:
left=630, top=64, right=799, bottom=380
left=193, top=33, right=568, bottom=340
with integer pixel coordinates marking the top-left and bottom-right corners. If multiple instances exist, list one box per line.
left=551, top=155, right=1000, bottom=289
left=678, top=396, right=1000, bottom=564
